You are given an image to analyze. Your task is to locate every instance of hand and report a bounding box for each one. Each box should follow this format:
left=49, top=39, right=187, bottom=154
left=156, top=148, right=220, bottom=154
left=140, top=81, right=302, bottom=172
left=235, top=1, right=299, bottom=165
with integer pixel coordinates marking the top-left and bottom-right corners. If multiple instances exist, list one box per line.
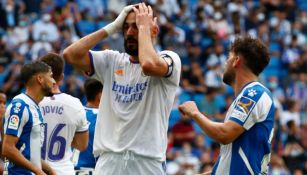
left=103, top=5, right=133, bottom=35
left=178, top=101, right=200, bottom=119
left=133, top=3, right=157, bottom=29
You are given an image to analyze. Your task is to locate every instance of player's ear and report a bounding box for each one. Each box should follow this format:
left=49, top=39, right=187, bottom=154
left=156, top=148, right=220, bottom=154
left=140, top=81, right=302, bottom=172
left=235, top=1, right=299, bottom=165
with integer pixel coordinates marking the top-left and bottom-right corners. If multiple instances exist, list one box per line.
left=36, top=74, right=44, bottom=85
left=233, top=56, right=241, bottom=68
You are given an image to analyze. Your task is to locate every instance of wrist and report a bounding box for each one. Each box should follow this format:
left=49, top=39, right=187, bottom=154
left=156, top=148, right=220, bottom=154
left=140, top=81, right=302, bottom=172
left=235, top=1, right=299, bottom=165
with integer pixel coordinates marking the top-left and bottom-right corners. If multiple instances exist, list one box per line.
left=191, top=111, right=203, bottom=120
left=138, top=25, right=151, bottom=31
left=103, top=23, right=116, bottom=36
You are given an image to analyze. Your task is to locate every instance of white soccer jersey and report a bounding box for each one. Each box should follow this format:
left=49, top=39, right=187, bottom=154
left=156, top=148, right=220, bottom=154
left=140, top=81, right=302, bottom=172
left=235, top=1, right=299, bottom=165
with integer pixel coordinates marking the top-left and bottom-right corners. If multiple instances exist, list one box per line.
left=4, top=93, right=43, bottom=175
left=212, top=82, right=275, bottom=175
left=89, top=49, right=181, bottom=161
left=39, top=93, right=88, bottom=175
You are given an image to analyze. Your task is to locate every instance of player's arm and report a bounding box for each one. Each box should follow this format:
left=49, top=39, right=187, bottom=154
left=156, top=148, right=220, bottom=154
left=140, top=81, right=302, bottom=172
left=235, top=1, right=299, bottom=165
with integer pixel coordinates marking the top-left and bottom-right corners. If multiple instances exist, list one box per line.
left=2, top=135, right=46, bottom=174
left=71, top=131, right=89, bottom=151
left=41, top=160, right=56, bottom=175
left=63, top=5, right=133, bottom=73
left=179, top=101, right=245, bottom=145
left=133, top=3, right=169, bottom=77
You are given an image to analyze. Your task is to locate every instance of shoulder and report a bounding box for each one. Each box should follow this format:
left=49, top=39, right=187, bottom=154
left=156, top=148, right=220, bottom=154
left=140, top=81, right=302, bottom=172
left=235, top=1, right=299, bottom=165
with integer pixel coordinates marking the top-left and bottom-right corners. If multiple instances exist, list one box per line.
left=241, top=82, right=272, bottom=102
left=61, top=93, right=83, bottom=105
left=159, top=50, right=180, bottom=61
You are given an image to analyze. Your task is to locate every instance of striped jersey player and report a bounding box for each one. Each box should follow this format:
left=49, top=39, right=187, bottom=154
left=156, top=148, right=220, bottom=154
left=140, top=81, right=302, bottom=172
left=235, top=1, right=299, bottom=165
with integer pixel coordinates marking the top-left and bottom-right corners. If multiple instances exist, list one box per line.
left=4, top=94, right=44, bottom=174
left=212, top=82, right=275, bottom=175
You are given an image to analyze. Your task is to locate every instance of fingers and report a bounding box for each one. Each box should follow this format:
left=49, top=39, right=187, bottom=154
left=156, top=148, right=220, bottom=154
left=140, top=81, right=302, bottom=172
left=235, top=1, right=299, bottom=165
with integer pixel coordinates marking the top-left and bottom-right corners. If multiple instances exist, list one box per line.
left=135, top=3, right=152, bottom=15
left=132, top=6, right=139, bottom=15
left=153, top=17, right=158, bottom=25
left=124, top=5, right=134, bottom=13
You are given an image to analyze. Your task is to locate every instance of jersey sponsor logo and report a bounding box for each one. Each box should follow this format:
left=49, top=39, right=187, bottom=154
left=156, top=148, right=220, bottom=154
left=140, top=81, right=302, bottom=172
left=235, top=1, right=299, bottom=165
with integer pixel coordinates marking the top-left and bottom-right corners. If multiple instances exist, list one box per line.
left=232, top=96, right=256, bottom=122
left=115, top=69, right=124, bottom=76
left=112, top=81, right=148, bottom=103
left=8, top=115, right=20, bottom=130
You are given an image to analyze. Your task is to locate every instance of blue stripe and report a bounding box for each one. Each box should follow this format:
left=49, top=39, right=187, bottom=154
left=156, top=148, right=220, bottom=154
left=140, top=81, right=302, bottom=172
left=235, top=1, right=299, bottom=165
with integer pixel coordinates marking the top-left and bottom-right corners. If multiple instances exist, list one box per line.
left=6, top=99, right=27, bottom=136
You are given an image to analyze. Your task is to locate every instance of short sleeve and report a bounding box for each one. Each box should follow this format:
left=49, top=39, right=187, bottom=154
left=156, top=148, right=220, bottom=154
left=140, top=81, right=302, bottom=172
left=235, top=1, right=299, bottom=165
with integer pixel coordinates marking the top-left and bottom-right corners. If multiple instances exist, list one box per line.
left=70, top=99, right=89, bottom=132
left=159, top=50, right=181, bottom=85
left=228, top=86, right=272, bottom=130
left=4, top=100, right=29, bottom=137
left=89, top=49, right=120, bottom=84
left=76, top=108, right=89, bottom=132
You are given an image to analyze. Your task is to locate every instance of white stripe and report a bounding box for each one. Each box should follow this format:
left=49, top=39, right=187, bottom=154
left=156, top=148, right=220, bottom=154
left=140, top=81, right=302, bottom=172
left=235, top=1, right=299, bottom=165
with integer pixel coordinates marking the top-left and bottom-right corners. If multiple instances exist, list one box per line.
left=239, top=147, right=255, bottom=175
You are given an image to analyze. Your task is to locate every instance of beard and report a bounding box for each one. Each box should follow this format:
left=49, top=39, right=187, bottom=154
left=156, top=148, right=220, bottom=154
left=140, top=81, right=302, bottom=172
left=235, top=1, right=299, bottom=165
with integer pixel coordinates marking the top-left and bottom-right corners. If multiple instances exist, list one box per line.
left=222, top=69, right=235, bottom=86
left=42, top=84, right=54, bottom=97
left=124, top=37, right=138, bottom=56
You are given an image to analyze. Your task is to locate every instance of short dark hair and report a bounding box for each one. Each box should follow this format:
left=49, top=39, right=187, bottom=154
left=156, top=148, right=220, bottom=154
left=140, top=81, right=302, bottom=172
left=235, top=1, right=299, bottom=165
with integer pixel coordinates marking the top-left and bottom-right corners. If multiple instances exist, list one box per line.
left=20, top=61, right=51, bottom=85
left=84, top=79, right=103, bottom=101
left=39, top=52, right=64, bottom=82
left=229, top=36, right=270, bottom=76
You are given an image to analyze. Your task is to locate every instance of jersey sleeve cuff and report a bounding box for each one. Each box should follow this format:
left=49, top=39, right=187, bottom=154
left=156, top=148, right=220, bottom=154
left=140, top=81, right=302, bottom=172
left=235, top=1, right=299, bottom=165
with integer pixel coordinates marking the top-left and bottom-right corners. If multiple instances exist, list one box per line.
left=85, top=52, right=95, bottom=76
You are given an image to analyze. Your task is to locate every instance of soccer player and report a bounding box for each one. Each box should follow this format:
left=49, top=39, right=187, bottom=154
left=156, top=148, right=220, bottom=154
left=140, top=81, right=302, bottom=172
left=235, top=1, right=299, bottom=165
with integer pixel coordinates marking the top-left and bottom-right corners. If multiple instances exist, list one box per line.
left=2, top=61, right=56, bottom=175
left=63, top=3, right=181, bottom=175
left=74, top=78, right=103, bottom=174
left=39, top=53, right=89, bottom=175
left=179, top=36, right=275, bottom=175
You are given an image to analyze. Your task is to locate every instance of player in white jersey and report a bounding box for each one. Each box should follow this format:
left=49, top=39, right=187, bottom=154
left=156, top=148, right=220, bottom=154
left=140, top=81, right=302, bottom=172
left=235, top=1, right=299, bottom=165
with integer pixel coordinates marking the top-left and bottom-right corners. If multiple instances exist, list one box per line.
left=64, top=3, right=181, bottom=175
left=179, top=36, right=275, bottom=175
left=39, top=53, right=89, bottom=175
left=73, top=79, right=102, bottom=174
left=2, top=61, right=56, bottom=175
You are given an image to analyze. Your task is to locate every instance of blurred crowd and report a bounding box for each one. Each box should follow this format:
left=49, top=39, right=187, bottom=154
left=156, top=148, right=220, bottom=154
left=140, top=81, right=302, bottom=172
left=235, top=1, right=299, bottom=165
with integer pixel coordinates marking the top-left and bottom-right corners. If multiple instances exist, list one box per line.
left=0, top=0, right=306, bottom=174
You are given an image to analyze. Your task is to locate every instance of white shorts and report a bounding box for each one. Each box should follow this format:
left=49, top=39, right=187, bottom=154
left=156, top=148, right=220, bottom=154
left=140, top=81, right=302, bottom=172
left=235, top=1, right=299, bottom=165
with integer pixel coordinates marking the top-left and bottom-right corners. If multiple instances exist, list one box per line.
left=94, top=151, right=166, bottom=175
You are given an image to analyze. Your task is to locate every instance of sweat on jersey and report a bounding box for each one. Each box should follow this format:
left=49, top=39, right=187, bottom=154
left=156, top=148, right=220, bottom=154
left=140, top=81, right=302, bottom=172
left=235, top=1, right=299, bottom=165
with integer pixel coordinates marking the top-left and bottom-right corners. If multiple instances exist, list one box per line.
left=4, top=93, right=44, bottom=175
left=88, top=49, right=181, bottom=162
left=39, top=93, right=88, bottom=175
left=212, top=82, right=275, bottom=175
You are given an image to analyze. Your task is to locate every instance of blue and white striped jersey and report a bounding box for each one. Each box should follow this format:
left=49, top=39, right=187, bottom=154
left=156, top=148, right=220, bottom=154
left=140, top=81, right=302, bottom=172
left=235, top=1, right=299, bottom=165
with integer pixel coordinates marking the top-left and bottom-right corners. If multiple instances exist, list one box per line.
left=212, top=82, right=275, bottom=175
left=4, top=93, right=44, bottom=175
left=74, top=106, right=98, bottom=169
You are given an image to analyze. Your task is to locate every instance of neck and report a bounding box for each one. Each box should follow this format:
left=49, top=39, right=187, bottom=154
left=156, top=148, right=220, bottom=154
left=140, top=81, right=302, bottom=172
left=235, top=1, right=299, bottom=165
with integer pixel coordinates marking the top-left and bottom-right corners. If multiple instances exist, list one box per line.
left=233, top=70, right=258, bottom=96
left=86, top=101, right=98, bottom=108
left=25, top=88, right=44, bottom=104
left=130, top=56, right=139, bottom=62
left=52, top=84, right=61, bottom=94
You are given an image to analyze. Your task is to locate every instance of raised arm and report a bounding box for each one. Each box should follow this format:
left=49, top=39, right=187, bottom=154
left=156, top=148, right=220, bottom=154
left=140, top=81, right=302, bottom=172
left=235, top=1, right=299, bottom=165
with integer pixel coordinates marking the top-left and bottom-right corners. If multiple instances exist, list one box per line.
left=63, top=5, right=133, bottom=73
left=133, top=3, right=169, bottom=77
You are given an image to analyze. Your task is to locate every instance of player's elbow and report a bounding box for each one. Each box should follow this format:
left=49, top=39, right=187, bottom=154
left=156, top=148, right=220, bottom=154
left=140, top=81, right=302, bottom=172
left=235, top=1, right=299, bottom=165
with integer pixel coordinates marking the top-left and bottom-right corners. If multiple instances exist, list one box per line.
left=218, top=137, right=233, bottom=145
left=63, top=48, right=75, bottom=65
left=140, top=61, right=155, bottom=76
left=215, top=132, right=234, bottom=145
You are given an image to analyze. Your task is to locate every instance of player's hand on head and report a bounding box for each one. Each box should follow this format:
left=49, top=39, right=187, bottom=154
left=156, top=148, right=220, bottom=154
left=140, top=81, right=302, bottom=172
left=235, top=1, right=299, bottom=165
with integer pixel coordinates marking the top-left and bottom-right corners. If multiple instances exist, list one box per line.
left=133, top=3, right=156, bottom=29
left=103, top=5, right=133, bottom=35
left=178, top=101, right=199, bottom=118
